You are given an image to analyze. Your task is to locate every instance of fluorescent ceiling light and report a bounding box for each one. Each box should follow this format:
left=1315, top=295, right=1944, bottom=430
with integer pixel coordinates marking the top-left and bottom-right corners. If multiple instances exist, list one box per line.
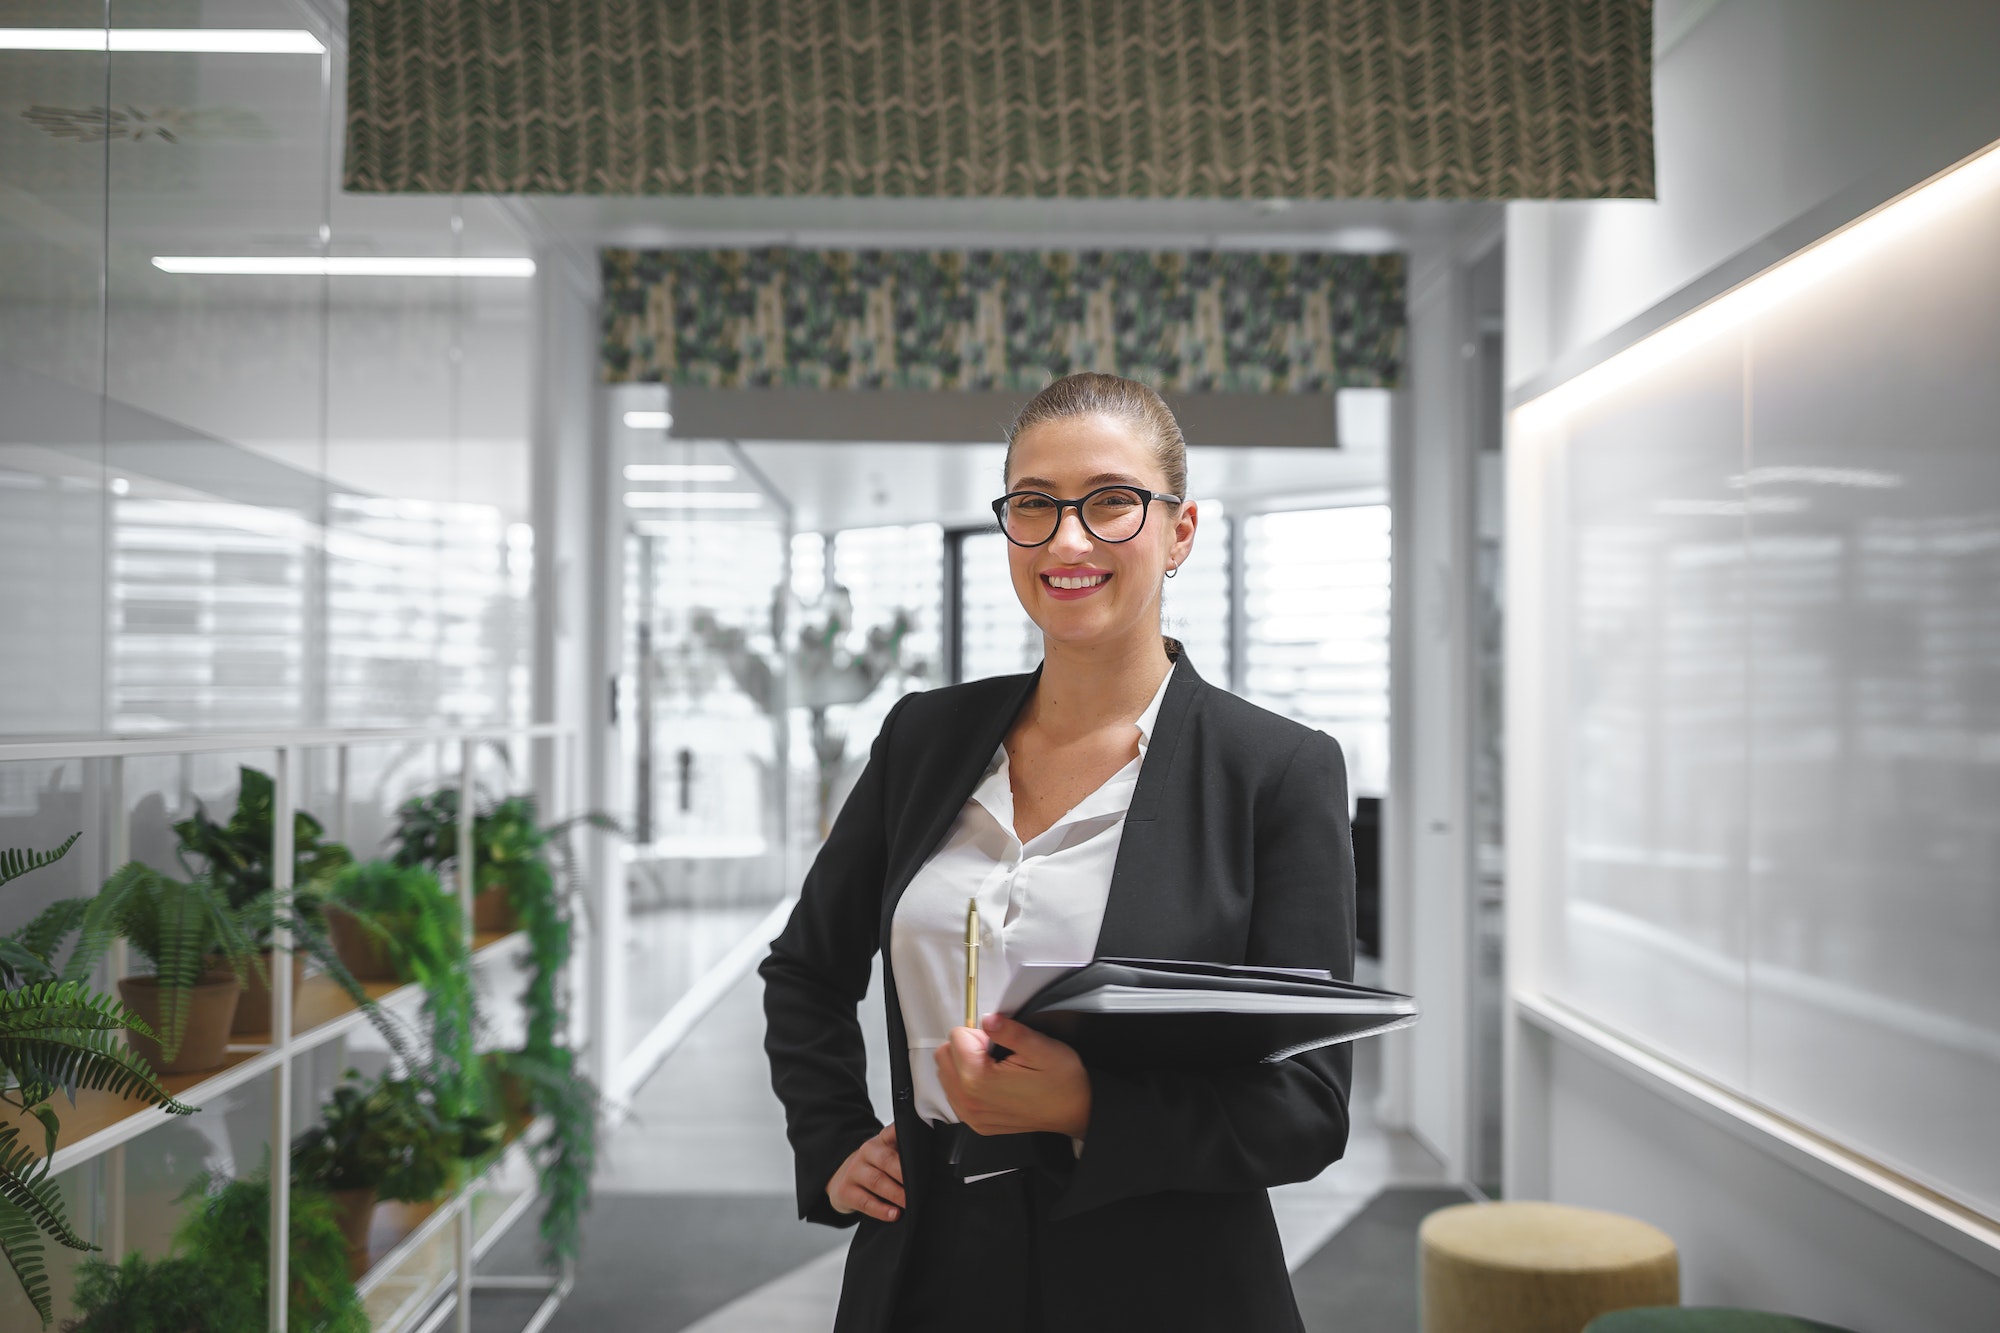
left=632, top=519, right=762, bottom=535
left=0, top=28, right=325, bottom=54
left=152, top=256, right=534, bottom=278
left=624, top=492, right=764, bottom=510
left=622, top=411, right=674, bottom=430
left=624, top=464, right=734, bottom=482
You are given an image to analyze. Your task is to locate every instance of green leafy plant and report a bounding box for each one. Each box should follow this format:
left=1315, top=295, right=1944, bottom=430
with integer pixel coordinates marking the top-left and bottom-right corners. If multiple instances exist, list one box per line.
left=482, top=1048, right=598, bottom=1266
left=171, top=767, right=353, bottom=943
left=292, top=1069, right=500, bottom=1204
left=59, top=1251, right=246, bottom=1333
left=57, top=864, right=257, bottom=1064
left=66, top=1170, right=368, bottom=1333
left=389, top=789, right=615, bottom=1266
left=0, top=837, right=86, bottom=990
left=167, top=767, right=415, bottom=1064
left=319, top=863, right=480, bottom=1115
left=2, top=838, right=192, bottom=1327
left=391, top=793, right=611, bottom=1062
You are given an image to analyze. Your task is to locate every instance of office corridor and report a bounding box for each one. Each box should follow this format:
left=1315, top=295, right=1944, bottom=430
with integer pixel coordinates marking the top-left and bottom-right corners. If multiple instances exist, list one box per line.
left=475, top=932, right=1453, bottom=1332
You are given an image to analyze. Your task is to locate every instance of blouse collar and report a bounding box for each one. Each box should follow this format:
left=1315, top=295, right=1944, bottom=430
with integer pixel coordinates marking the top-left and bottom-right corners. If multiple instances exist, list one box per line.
left=969, top=661, right=1176, bottom=844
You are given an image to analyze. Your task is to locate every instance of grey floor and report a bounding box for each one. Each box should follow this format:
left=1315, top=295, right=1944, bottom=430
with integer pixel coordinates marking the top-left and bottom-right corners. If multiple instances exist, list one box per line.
left=478, top=912, right=1456, bottom=1332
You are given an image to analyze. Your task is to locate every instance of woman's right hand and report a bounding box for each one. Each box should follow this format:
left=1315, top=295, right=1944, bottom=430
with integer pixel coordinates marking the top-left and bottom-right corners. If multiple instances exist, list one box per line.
left=826, top=1122, right=904, bottom=1222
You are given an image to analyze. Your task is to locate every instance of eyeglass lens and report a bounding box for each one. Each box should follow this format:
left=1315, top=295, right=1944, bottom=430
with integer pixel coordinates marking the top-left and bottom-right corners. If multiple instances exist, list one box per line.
left=1003, top=487, right=1150, bottom=545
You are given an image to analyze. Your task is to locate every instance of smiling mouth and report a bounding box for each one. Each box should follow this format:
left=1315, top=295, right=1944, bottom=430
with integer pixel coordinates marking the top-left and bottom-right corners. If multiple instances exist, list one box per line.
left=1042, top=572, right=1110, bottom=590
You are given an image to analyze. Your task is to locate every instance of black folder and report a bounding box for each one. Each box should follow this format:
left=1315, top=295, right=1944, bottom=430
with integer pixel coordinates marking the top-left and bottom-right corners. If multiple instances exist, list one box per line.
left=999, top=957, right=1417, bottom=1068
left=946, top=958, right=1417, bottom=1178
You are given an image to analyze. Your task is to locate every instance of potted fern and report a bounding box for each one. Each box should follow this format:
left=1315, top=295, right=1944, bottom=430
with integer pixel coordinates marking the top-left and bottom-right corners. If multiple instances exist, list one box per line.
left=316, top=860, right=462, bottom=985
left=2, top=836, right=192, bottom=1328
left=171, top=765, right=353, bottom=1034
left=61, top=863, right=259, bottom=1075
left=291, top=1069, right=502, bottom=1276
left=317, top=861, right=483, bottom=1122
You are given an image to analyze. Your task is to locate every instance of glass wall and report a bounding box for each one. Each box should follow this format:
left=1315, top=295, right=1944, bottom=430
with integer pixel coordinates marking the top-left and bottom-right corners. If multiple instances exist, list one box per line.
left=1242, top=504, right=1392, bottom=799
left=0, top=5, right=535, bottom=738
left=611, top=406, right=792, bottom=1063
left=957, top=529, right=1044, bottom=681
left=0, top=9, right=542, bottom=1324
left=822, top=522, right=944, bottom=785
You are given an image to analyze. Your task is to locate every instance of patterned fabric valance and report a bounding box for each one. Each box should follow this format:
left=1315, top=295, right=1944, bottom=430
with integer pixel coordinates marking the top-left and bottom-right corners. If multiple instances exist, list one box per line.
left=599, top=249, right=1405, bottom=392
left=346, top=1, right=1654, bottom=200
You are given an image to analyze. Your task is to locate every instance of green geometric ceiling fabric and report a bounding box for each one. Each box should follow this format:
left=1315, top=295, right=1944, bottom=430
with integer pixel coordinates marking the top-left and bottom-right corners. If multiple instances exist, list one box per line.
left=599, top=248, right=1405, bottom=391
left=345, top=0, right=1654, bottom=200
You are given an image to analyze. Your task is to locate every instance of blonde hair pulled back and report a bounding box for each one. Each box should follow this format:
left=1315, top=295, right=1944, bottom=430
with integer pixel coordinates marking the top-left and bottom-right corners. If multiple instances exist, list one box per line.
left=1004, top=372, right=1188, bottom=500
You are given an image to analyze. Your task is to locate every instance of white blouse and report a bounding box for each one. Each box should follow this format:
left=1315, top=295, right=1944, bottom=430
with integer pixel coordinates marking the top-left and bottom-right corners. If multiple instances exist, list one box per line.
left=889, top=663, right=1175, bottom=1130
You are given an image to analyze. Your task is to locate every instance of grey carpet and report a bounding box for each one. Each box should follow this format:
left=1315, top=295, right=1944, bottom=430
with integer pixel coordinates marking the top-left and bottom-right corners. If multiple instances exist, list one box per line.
left=1293, top=1186, right=1474, bottom=1333
left=471, top=1192, right=849, bottom=1333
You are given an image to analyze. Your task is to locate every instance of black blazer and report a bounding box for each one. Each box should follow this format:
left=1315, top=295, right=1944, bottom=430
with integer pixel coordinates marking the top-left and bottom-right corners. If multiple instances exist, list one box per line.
left=759, top=653, right=1357, bottom=1333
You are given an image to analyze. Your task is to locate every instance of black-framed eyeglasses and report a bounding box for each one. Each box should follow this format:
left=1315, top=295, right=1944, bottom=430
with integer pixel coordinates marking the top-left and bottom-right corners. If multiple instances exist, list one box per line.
left=990, top=485, right=1183, bottom=548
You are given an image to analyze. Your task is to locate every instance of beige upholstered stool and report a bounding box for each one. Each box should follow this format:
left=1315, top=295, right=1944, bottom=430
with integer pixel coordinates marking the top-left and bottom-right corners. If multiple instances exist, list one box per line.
left=1420, top=1201, right=1679, bottom=1333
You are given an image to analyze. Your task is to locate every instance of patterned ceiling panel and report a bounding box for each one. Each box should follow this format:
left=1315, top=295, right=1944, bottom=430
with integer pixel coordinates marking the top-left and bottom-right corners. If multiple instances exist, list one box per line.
left=600, top=248, right=1405, bottom=392
left=346, top=0, right=1653, bottom=200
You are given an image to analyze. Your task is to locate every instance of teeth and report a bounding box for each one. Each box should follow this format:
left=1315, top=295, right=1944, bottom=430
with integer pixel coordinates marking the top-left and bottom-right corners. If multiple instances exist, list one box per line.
left=1047, top=574, right=1108, bottom=590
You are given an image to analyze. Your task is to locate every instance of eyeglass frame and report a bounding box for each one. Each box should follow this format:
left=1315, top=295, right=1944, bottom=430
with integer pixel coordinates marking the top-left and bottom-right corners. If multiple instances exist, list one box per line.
left=989, top=485, right=1184, bottom=548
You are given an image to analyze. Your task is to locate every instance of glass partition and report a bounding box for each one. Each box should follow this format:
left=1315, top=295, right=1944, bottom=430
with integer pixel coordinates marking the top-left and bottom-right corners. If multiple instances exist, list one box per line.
left=956, top=529, right=1042, bottom=681
left=1242, top=504, right=1392, bottom=799
left=0, top=7, right=110, bottom=736
left=611, top=396, right=791, bottom=1064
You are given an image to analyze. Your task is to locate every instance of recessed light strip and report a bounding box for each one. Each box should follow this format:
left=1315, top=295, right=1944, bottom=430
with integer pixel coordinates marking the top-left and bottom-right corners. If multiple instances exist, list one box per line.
left=623, top=492, right=765, bottom=510
left=622, top=412, right=674, bottom=430
left=1517, top=138, right=2000, bottom=425
left=624, top=464, right=735, bottom=482
left=0, top=28, right=326, bottom=54
left=152, top=257, right=535, bottom=278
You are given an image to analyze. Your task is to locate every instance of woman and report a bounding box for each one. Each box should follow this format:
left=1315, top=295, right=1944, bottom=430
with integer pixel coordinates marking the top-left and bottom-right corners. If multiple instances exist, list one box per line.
left=760, top=372, right=1357, bottom=1332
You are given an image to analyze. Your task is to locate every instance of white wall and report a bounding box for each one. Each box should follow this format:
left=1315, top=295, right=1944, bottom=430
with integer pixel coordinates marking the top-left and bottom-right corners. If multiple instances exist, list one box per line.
left=1383, top=207, right=1502, bottom=1170
left=1505, top=2, right=2000, bottom=1325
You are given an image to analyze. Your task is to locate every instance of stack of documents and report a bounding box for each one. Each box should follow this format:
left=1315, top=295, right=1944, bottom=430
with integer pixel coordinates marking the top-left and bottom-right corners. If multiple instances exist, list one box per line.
left=993, top=957, right=1419, bottom=1069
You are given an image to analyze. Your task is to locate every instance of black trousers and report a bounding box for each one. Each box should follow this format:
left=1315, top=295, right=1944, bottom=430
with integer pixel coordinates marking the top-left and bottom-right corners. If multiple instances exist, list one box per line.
left=888, top=1122, right=1048, bottom=1333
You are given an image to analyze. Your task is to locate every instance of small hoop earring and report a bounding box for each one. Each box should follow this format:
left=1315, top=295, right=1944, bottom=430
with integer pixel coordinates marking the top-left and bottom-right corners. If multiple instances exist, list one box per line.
left=1165, top=566, right=1179, bottom=579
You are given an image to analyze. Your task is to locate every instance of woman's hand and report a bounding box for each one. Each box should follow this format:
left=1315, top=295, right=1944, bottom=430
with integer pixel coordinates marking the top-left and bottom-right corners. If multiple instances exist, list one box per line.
left=935, top=1013, right=1092, bottom=1139
left=826, top=1122, right=905, bottom=1222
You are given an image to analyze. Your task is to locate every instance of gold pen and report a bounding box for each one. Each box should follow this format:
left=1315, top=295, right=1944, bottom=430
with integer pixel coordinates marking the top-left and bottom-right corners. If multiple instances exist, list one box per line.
left=964, top=896, right=979, bottom=1029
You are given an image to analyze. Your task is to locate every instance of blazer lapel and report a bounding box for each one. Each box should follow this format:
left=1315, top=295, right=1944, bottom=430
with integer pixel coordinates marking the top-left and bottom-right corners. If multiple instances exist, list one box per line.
left=1092, top=653, right=1208, bottom=961
left=877, top=666, right=1041, bottom=944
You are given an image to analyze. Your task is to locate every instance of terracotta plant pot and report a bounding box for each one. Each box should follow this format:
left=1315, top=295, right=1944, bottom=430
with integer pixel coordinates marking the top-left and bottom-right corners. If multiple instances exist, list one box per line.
left=496, top=1070, right=535, bottom=1137
left=329, top=1185, right=378, bottom=1278
left=324, top=907, right=401, bottom=983
left=117, top=972, right=241, bottom=1075
left=472, top=887, right=516, bottom=934
left=229, top=950, right=308, bottom=1036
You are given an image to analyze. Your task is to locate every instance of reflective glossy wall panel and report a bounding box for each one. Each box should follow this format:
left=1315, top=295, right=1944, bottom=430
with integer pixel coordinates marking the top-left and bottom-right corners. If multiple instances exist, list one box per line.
left=1515, top=142, right=2000, bottom=1219
left=0, top=6, right=535, bottom=737
left=1742, top=158, right=2000, bottom=1217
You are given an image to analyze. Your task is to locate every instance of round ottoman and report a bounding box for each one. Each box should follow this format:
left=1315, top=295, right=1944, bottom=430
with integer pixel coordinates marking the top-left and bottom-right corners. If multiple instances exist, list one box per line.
left=1585, top=1310, right=1857, bottom=1333
left=1420, top=1201, right=1680, bottom=1333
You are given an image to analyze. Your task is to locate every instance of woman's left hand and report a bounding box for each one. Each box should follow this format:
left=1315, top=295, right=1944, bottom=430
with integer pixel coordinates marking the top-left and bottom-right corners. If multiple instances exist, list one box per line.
left=935, top=1013, right=1092, bottom=1139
